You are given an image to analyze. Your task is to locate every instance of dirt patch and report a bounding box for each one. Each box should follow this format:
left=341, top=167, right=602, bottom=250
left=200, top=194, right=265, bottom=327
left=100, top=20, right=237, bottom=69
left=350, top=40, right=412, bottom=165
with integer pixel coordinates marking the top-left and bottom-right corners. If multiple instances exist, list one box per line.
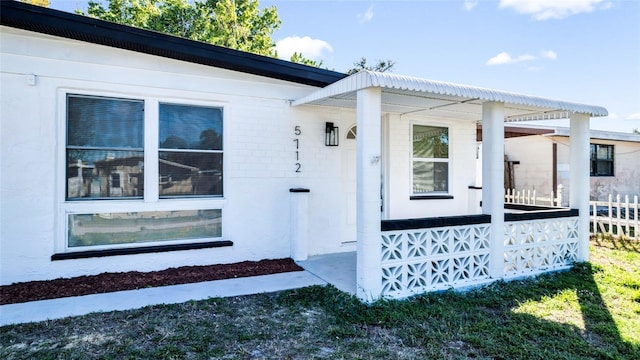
left=0, top=258, right=302, bottom=305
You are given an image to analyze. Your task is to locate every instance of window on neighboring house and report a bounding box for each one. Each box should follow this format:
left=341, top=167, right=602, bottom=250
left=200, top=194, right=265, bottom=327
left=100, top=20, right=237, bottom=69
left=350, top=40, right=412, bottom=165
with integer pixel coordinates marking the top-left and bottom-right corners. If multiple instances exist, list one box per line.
left=159, top=104, right=223, bottom=197
left=412, top=124, right=449, bottom=194
left=590, top=144, right=614, bottom=176
left=66, top=95, right=144, bottom=200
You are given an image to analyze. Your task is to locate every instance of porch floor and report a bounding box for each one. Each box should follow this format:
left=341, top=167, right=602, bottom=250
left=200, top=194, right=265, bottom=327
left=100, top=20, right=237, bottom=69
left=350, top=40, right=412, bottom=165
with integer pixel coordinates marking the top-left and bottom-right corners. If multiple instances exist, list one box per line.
left=297, top=251, right=357, bottom=296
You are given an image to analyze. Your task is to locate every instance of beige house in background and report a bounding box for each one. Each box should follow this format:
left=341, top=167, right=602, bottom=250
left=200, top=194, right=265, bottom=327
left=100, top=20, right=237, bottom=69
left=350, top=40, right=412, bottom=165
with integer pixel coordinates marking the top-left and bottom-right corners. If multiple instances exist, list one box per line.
left=499, top=125, right=640, bottom=205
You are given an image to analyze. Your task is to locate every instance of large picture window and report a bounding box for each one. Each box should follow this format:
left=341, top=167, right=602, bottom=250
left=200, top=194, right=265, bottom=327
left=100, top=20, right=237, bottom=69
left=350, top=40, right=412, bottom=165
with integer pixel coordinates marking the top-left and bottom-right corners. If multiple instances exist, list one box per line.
left=412, top=125, right=449, bottom=194
left=63, top=93, right=224, bottom=251
left=590, top=144, right=614, bottom=176
left=66, top=95, right=144, bottom=200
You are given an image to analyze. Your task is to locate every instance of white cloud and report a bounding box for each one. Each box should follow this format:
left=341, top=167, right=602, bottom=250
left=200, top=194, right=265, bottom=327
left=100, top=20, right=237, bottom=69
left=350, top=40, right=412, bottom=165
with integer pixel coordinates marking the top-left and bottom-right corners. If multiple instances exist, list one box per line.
left=487, top=50, right=558, bottom=65
left=357, top=5, right=375, bottom=24
left=499, top=0, right=610, bottom=20
left=275, top=36, right=333, bottom=61
left=540, top=50, right=557, bottom=60
left=627, top=113, right=640, bottom=120
left=607, top=112, right=618, bottom=119
left=463, top=0, right=478, bottom=11
left=486, top=52, right=534, bottom=65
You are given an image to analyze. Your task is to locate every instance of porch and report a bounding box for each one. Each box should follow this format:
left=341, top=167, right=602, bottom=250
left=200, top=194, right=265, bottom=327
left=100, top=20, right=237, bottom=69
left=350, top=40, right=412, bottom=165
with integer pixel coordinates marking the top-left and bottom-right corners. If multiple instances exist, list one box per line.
left=292, top=70, right=607, bottom=302
left=299, top=206, right=579, bottom=299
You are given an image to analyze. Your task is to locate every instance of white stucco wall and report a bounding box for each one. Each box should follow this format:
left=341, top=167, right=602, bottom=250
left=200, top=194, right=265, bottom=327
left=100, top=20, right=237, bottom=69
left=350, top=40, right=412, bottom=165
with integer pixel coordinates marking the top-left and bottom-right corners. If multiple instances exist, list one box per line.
left=504, top=135, right=554, bottom=196
left=504, top=134, right=640, bottom=206
left=1, top=27, right=482, bottom=285
left=553, top=136, right=640, bottom=202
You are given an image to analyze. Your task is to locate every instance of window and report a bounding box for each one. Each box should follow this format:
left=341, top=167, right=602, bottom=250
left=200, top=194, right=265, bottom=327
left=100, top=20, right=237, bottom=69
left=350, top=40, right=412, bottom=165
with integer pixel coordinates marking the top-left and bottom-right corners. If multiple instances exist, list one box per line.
left=159, top=104, right=223, bottom=197
left=412, top=125, right=449, bottom=194
left=66, top=95, right=144, bottom=199
left=590, top=144, right=614, bottom=176
left=63, top=94, right=224, bottom=250
left=68, top=210, right=222, bottom=247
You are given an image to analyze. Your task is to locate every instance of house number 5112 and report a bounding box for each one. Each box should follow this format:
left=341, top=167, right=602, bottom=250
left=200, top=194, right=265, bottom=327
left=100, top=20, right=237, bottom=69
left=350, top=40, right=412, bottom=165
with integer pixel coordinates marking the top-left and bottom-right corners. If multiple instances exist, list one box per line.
left=294, top=126, right=301, bottom=173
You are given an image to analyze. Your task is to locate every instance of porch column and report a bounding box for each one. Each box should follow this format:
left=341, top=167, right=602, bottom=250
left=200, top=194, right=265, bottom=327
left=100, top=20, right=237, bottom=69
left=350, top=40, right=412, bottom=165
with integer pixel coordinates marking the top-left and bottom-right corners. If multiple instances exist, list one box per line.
left=356, top=87, right=382, bottom=302
left=481, top=101, right=505, bottom=279
left=569, top=113, right=590, bottom=262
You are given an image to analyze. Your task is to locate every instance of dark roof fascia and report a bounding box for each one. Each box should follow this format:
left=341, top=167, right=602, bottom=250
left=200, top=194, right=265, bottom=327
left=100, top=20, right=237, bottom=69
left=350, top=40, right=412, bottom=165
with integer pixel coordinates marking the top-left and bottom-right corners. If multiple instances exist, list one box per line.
left=0, top=1, right=347, bottom=88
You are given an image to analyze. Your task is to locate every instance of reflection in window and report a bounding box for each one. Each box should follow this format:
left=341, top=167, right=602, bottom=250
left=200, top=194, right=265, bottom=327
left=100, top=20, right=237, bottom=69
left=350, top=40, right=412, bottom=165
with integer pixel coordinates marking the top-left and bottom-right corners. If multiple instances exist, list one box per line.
left=68, top=210, right=222, bottom=247
left=66, top=95, right=144, bottom=199
left=590, top=144, right=614, bottom=176
left=412, top=125, right=449, bottom=193
left=159, top=104, right=223, bottom=197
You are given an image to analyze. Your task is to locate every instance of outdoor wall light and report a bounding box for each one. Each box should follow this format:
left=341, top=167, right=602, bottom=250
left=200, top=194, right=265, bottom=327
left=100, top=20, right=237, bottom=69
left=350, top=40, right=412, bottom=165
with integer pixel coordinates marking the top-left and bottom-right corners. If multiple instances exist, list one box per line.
left=325, top=122, right=339, bottom=146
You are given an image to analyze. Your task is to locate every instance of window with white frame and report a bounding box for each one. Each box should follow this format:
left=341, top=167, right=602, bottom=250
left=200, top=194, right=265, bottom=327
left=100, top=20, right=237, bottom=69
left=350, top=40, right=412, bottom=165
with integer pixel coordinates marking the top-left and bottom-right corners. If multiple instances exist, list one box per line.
left=412, top=124, right=449, bottom=194
left=159, top=103, right=223, bottom=197
left=66, top=95, right=144, bottom=199
left=590, top=143, right=614, bottom=177
left=64, top=94, right=223, bottom=249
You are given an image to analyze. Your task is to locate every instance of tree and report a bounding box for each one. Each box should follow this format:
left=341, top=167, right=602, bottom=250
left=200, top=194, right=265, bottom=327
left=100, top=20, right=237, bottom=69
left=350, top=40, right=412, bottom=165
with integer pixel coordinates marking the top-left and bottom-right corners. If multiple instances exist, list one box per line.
left=289, top=52, right=323, bottom=68
left=79, top=0, right=281, bottom=57
left=346, top=57, right=396, bottom=75
left=20, top=0, right=49, bottom=7
left=633, top=128, right=640, bottom=135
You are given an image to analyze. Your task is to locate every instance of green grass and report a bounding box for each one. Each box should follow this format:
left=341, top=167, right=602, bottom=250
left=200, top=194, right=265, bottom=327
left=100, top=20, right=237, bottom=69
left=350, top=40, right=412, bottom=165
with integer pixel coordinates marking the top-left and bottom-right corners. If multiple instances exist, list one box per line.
left=2, top=238, right=639, bottom=359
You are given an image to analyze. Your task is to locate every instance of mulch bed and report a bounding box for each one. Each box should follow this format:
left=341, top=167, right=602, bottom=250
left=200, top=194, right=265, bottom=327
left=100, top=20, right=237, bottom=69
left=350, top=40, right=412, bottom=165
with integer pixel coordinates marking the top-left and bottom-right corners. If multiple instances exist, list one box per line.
left=0, top=258, right=303, bottom=305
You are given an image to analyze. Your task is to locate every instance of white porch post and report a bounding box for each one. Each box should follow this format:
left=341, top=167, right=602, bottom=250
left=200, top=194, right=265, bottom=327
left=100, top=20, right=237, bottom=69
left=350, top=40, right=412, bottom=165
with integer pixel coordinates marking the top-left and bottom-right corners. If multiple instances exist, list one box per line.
left=482, top=101, right=505, bottom=279
left=356, top=87, right=382, bottom=302
left=569, top=113, right=590, bottom=262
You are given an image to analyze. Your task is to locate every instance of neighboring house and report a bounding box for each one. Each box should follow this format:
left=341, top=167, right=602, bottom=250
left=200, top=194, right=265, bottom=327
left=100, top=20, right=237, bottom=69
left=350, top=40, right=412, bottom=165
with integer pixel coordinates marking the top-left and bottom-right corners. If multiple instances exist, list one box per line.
left=0, top=2, right=608, bottom=301
left=499, top=125, right=640, bottom=205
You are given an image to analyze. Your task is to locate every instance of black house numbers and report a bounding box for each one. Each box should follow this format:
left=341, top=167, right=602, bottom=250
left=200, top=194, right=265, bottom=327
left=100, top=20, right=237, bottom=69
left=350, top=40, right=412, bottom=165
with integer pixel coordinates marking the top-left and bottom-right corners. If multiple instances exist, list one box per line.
left=294, top=125, right=301, bottom=173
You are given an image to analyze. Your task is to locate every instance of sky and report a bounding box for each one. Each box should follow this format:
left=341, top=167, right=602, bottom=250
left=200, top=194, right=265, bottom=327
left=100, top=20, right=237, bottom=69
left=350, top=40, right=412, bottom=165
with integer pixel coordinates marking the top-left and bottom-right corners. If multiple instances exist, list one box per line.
left=49, top=0, right=640, bottom=133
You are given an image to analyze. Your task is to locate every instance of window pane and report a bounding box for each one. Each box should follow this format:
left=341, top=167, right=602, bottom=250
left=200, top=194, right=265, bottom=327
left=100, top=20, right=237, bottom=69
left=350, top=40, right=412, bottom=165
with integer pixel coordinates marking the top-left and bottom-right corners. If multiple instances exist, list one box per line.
left=68, top=210, right=222, bottom=247
left=413, top=161, right=448, bottom=193
left=596, top=145, right=612, bottom=160
left=67, top=95, right=143, bottom=148
left=596, top=160, right=613, bottom=176
left=159, top=152, right=222, bottom=196
left=413, top=125, right=448, bottom=159
left=67, top=150, right=144, bottom=199
left=159, top=104, right=223, bottom=150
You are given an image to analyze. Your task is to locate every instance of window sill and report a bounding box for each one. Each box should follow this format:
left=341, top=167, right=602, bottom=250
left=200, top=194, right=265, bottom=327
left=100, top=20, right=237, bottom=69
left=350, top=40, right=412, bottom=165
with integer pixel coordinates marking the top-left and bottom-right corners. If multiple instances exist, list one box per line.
left=51, top=240, right=233, bottom=261
left=410, top=195, right=454, bottom=200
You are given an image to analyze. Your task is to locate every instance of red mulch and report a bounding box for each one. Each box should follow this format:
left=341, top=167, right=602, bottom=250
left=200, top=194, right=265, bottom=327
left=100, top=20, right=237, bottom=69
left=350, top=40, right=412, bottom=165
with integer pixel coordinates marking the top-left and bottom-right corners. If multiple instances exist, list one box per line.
left=0, top=258, right=303, bottom=305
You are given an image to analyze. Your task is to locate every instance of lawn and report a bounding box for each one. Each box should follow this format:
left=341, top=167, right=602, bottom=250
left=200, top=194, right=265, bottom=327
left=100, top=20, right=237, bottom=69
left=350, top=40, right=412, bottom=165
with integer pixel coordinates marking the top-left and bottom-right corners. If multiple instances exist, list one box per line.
left=1, top=238, right=639, bottom=359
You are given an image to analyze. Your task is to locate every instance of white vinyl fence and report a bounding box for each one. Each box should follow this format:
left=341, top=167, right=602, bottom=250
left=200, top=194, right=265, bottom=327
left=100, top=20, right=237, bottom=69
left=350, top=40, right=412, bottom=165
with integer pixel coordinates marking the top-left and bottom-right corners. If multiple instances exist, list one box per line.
left=504, top=185, right=563, bottom=207
left=591, top=194, right=639, bottom=240
left=505, top=187, right=639, bottom=241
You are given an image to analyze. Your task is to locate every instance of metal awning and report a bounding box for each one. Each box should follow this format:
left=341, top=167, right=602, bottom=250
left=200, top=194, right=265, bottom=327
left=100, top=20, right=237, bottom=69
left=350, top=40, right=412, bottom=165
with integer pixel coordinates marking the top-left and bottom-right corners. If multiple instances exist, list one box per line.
left=292, top=70, right=608, bottom=122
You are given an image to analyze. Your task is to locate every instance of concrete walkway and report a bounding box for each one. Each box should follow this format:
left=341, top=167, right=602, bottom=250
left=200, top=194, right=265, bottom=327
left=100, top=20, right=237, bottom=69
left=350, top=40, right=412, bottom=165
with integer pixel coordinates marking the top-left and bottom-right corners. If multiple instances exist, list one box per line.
left=0, top=271, right=326, bottom=326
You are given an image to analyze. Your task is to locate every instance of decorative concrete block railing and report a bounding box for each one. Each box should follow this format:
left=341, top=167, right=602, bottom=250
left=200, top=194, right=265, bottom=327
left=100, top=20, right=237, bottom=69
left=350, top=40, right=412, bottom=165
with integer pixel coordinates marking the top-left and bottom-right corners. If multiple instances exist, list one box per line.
left=503, top=208, right=580, bottom=279
left=380, top=215, right=492, bottom=298
left=379, top=209, right=580, bottom=299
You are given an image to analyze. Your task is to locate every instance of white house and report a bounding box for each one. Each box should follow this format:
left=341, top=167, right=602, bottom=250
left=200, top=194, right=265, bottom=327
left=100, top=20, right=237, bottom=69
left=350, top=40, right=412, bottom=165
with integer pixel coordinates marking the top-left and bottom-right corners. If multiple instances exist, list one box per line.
left=499, top=125, right=640, bottom=205
left=0, top=2, right=608, bottom=301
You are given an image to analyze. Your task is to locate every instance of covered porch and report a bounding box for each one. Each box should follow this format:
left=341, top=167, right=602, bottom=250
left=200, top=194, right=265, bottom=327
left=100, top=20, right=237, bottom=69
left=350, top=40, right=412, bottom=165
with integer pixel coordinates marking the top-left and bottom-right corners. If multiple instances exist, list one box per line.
left=292, top=71, right=608, bottom=302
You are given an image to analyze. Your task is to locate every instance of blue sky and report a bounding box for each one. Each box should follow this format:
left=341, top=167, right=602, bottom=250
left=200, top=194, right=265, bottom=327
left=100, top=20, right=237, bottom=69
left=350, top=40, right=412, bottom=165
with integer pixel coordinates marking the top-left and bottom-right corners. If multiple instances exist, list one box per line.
left=49, top=0, right=640, bottom=133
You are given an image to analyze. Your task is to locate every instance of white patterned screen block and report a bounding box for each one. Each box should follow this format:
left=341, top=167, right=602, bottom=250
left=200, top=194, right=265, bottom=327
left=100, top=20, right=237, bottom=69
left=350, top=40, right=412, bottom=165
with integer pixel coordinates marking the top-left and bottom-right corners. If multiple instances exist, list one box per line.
left=381, top=223, right=491, bottom=298
left=503, top=217, right=579, bottom=278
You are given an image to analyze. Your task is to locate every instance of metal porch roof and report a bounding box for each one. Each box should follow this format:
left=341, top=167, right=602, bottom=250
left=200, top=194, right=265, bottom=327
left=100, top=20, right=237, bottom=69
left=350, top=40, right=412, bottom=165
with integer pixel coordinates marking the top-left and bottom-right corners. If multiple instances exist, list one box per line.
left=292, top=71, right=608, bottom=121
